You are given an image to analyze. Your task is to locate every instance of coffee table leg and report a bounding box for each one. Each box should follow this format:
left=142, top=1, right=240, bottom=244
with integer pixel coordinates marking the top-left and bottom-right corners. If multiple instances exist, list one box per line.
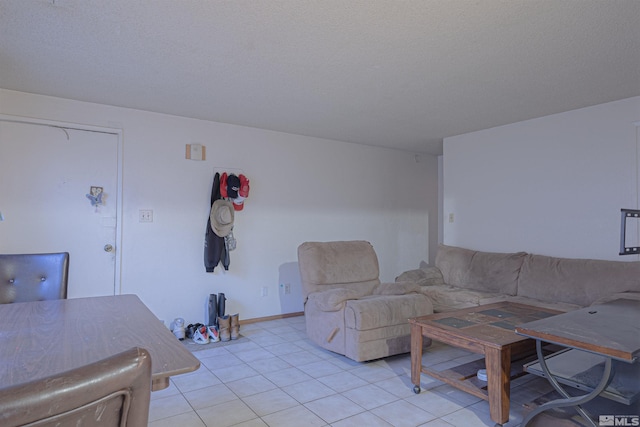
left=485, top=346, right=511, bottom=426
left=410, top=322, right=423, bottom=394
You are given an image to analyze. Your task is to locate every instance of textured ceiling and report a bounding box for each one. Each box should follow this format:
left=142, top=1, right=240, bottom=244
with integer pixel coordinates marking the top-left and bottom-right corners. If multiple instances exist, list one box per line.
left=1, top=1, right=639, bottom=154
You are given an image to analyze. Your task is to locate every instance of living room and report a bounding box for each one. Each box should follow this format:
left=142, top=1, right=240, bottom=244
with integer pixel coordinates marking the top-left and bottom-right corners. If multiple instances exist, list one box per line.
left=1, top=2, right=639, bottom=426
left=1, top=1, right=637, bottom=328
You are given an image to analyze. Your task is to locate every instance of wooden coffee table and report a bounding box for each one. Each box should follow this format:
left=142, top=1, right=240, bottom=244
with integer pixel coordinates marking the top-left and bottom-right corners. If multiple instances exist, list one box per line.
left=409, top=301, right=562, bottom=426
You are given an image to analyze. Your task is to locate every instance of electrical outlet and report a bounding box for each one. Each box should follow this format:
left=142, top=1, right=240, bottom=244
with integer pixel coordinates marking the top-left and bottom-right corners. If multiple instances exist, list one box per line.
left=139, top=209, right=153, bottom=222
left=284, top=283, right=291, bottom=294
left=261, top=286, right=268, bottom=297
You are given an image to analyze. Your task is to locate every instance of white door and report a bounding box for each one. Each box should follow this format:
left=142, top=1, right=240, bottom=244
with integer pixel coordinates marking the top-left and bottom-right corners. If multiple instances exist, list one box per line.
left=0, top=120, right=119, bottom=298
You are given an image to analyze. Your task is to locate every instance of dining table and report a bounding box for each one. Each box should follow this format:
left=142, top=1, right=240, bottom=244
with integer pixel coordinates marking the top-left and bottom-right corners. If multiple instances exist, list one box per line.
left=0, top=294, right=200, bottom=391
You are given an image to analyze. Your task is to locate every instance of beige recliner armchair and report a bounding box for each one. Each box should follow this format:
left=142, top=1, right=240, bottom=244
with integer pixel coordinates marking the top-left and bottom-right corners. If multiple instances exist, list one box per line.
left=298, top=240, right=433, bottom=362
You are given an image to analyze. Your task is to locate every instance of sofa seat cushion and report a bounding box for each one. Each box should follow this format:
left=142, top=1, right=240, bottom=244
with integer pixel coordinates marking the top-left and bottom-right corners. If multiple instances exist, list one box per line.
left=477, top=295, right=581, bottom=313
left=421, top=285, right=502, bottom=312
left=591, top=291, right=640, bottom=306
left=518, top=254, right=640, bottom=307
left=421, top=286, right=581, bottom=313
left=435, top=244, right=526, bottom=295
left=344, top=294, right=433, bottom=331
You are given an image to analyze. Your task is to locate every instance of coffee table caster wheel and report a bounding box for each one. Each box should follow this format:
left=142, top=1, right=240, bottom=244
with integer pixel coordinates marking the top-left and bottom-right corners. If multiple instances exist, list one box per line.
left=413, top=385, right=420, bottom=394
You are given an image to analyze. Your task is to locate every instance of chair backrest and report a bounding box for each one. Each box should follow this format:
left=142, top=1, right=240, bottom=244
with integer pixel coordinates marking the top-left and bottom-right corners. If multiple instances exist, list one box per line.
left=0, top=252, right=69, bottom=304
left=297, top=240, right=381, bottom=300
left=0, top=347, right=152, bottom=427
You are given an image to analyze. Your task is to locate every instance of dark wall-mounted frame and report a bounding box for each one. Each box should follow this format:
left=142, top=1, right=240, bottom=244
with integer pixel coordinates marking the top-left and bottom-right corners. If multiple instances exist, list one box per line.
left=619, top=209, right=640, bottom=255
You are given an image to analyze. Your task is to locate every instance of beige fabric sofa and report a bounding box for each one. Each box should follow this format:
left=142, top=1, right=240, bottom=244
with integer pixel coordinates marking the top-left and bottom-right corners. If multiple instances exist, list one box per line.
left=397, top=244, right=640, bottom=313
left=298, top=241, right=434, bottom=362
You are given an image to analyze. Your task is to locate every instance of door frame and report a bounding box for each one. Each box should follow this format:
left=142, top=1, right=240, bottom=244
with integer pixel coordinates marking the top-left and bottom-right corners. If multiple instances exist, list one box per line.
left=0, top=113, right=124, bottom=294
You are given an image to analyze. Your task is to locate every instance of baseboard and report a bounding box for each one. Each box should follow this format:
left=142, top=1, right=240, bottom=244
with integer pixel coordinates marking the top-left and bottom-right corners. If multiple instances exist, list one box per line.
left=239, top=311, right=304, bottom=325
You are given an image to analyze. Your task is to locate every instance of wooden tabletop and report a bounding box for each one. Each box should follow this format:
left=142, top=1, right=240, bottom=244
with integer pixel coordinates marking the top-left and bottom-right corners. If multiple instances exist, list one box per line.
left=0, top=294, right=200, bottom=391
left=516, top=298, right=640, bottom=362
left=409, top=301, right=563, bottom=349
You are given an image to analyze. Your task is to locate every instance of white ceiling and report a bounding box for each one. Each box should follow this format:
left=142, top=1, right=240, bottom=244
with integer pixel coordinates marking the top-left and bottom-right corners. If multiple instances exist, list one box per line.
left=1, top=1, right=639, bottom=155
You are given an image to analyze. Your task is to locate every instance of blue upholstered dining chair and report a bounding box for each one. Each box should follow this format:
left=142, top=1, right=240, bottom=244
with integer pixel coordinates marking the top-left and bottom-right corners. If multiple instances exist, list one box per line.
left=0, top=252, right=69, bottom=304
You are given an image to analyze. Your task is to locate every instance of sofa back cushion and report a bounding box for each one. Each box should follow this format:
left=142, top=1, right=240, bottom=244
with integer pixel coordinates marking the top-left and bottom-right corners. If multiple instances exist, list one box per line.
left=435, top=244, right=526, bottom=295
left=518, top=254, right=640, bottom=307
left=298, top=241, right=381, bottom=300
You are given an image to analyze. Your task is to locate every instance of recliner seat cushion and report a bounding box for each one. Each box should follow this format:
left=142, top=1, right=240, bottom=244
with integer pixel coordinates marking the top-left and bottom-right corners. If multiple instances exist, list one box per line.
left=307, top=287, right=374, bottom=311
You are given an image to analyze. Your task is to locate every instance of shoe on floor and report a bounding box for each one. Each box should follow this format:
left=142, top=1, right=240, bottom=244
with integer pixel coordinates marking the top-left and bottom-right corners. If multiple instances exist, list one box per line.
left=186, top=323, right=197, bottom=339
left=208, top=325, right=220, bottom=342
left=193, top=325, right=210, bottom=345
left=230, top=313, right=240, bottom=340
left=218, top=315, right=231, bottom=342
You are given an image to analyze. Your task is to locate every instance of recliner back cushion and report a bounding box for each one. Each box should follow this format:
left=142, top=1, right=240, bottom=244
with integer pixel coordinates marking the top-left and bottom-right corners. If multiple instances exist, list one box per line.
left=518, top=254, right=640, bottom=307
left=298, top=241, right=381, bottom=299
left=435, top=244, right=525, bottom=295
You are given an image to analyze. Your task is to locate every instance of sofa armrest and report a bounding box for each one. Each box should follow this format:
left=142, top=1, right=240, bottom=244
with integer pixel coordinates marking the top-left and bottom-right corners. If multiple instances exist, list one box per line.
left=374, top=281, right=423, bottom=295
left=307, top=287, right=372, bottom=311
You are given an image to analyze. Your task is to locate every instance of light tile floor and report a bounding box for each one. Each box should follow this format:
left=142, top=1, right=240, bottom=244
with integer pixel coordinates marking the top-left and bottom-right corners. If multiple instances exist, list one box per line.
left=148, top=315, right=559, bottom=427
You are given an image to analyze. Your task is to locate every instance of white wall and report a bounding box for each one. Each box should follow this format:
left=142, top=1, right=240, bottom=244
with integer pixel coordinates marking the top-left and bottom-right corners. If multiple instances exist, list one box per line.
left=443, top=96, right=640, bottom=260
left=0, top=89, right=439, bottom=324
